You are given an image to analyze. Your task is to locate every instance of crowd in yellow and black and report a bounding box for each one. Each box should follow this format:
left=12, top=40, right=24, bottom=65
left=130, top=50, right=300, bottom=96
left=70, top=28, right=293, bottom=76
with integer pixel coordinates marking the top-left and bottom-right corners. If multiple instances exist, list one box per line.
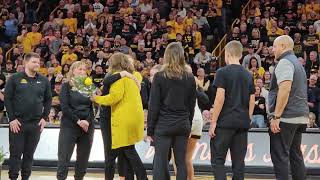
left=0, top=0, right=319, bottom=129
left=226, top=0, right=320, bottom=128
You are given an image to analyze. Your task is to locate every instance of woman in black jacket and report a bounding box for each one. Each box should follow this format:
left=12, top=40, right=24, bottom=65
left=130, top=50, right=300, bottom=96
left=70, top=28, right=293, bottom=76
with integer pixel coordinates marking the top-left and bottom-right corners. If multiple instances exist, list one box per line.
left=147, top=42, right=197, bottom=180
left=57, top=61, right=95, bottom=180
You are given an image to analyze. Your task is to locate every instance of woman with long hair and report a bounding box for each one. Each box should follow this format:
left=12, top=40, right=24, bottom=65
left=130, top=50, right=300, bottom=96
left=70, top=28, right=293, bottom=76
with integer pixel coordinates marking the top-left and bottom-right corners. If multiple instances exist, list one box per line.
left=57, top=61, right=95, bottom=180
left=92, top=53, right=147, bottom=180
left=248, top=56, right=265, bottom=81
left=252, top=86, right=267, bottom=128
left=147, top=42, right=197, bottom=180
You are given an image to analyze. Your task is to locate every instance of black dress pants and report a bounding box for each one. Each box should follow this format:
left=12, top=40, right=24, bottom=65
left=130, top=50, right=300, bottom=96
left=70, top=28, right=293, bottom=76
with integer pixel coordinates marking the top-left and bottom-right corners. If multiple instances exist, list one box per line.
left=100, top=117, right=134, bottom=179
left=269, top=122, right=307, bottom=180
left=8, top=121, right=41, bottom=180
left=56, top=126, right=94, bottom=180
left=210, top=128, right=248, bottom=180
left=105, top=145, right=147, bottom=180
left=153, top=135, right=188, bottom=180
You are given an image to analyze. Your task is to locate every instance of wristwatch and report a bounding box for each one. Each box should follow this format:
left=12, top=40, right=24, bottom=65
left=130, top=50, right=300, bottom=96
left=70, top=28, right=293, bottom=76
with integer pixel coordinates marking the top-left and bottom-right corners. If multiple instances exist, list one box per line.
left=268, top=114, right=281, bottom=121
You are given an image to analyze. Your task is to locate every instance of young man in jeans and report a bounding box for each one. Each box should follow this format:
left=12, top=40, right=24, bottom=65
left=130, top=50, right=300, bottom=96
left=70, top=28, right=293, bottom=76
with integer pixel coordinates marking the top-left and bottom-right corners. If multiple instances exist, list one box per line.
left=209, top=40, right=255, bottom=180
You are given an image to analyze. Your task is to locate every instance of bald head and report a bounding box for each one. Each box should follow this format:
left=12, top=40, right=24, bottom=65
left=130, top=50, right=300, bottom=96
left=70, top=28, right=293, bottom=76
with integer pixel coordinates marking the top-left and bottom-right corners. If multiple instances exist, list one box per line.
left=273, top=35, right=294, bottom=59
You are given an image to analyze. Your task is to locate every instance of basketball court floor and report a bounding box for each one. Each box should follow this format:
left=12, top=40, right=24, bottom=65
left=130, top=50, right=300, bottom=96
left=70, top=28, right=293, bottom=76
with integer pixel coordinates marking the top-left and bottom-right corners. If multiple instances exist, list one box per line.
left=0, top=170, right=274, bottom=180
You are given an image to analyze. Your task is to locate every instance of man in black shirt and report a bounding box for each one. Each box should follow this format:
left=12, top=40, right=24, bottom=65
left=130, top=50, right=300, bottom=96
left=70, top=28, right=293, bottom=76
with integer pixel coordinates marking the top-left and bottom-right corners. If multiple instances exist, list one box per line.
left=303, top=25, right=319, bottom=55
left=4, top=52, right=52, bottom=180
left=209, top=41, right=255, bottom=180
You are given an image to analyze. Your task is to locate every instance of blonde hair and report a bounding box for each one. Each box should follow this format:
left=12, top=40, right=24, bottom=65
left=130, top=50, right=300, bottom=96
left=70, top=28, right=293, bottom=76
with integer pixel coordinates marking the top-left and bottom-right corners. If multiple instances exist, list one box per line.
left=108, top=52, right=134, bottom=74
left=66, top=61, right=87, bottom=86
left=225, top=40, right=243, bottom=58
left=162, top=42, right=187, bottom=79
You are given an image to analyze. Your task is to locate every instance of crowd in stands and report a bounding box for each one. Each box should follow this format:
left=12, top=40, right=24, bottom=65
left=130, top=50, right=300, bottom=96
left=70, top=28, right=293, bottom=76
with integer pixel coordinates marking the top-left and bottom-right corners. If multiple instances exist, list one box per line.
left=0, top=0, right=319, bottom=129
left=227, top=0, right=320, bottom=128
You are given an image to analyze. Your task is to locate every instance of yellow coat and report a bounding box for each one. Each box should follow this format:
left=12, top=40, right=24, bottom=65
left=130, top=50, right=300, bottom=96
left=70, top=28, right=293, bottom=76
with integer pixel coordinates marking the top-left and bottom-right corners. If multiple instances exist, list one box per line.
left=94, top=72, right=144, bottom=149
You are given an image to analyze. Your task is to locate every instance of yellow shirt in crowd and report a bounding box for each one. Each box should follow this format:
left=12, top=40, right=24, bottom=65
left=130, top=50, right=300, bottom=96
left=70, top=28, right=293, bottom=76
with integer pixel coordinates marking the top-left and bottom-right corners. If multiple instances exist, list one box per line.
left=39, top=67, right=48, bottom=77
left=61, top=53, right=78, bottom=66
left=184, top=17, right=193, bottom=27
left=63, top=18, right=77, bottom=33
left=194, top=31, right=202, bottom=49
left=166, top=20, right=175, bottom=28
left=174, top=22, right=185, bottom=35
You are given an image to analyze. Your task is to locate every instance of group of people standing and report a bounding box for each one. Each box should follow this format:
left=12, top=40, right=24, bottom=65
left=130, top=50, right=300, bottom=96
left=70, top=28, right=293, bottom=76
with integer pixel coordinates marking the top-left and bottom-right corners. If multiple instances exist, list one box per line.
left=4, top=35, right=309, bottom=180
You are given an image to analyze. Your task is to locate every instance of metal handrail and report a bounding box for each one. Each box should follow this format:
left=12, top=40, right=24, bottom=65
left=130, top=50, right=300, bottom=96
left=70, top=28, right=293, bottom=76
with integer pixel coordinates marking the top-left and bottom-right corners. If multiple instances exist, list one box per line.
left=212, top=0, right=254, bottom=67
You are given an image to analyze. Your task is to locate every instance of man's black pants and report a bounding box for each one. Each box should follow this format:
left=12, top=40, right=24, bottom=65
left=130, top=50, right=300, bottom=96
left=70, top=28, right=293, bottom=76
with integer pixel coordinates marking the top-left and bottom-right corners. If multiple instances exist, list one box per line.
left=8, top=121, right=41, bottom=180
left=210, top=128, right=248, bottom=180
left=153, top=135, right=188, bottom=180
left=269, top=122, right=306, bottom=180
left=56, top=126, right=94, bottom=180
left=105, top=145, right=147, bottom=180
left=100, top=118, right=134, bottom=179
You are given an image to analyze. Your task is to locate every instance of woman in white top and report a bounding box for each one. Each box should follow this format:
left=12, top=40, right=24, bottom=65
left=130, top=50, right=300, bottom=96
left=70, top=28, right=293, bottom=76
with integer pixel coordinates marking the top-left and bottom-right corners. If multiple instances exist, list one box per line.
left=185, top=66, right=208, bottom=180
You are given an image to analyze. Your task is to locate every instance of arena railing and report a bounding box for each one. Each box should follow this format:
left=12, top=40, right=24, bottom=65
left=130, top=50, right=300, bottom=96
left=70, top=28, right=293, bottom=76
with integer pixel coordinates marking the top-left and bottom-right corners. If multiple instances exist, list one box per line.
left=212, top=0, right=253, bottom=67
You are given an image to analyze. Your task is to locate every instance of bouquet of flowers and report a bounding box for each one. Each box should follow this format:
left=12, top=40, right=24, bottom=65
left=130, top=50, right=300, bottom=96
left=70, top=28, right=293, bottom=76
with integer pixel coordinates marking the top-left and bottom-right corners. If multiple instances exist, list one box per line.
left=71, top=76, right=96, bottom=97
left=71, top=76, right=98, bottom=117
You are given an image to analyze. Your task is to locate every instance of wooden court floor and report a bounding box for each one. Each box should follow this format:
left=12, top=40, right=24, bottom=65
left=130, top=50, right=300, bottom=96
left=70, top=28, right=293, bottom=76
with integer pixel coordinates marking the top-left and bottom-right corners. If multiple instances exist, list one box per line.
left=0, top=170, right=274, bottom=180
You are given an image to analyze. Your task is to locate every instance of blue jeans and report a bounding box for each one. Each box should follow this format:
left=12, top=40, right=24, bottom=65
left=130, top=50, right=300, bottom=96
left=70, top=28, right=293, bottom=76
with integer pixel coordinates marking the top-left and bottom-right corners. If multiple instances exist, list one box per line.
left=252, top=115, right=266, bottom=128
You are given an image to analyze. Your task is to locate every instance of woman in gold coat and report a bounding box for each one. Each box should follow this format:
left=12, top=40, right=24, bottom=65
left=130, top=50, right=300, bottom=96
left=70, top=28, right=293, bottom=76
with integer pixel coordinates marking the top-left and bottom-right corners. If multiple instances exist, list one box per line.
left=92, top=52, right=147, bottom=180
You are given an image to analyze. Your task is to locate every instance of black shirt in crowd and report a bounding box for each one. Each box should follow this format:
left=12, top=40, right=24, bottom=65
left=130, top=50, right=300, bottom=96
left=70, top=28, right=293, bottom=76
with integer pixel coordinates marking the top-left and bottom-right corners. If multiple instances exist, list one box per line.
left=147, top=71, right=197, bottom=136
left=253, top=96, right=266, bottom=116
left=4, top=72, right=52, bottom=122
left=213, top=64, right=255, bottom=129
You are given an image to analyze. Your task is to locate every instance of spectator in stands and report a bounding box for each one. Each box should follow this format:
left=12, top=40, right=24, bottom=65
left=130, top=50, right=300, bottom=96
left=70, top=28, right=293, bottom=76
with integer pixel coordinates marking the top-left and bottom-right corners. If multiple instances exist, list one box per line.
left=194, top=45, right=213, bottom=74
left=263, top=71, right=272, bottom=91
left=64, top=11, right=77, bottom=33
left=248, top=56, right=265, bottom=82
left=293, top=33, right=304, bottom=58
left=61, top=45, right=78, bottom=66
left=303, top=25, right=319, bottom=55
left=242, top=44, right=262, bottom=68
left=250, top=28, right=264, bottom=54
left=308, top=112, right=318, bottom=128
left=196, top=67, right=210, bottom=92
left=305, top=51, right=319, bottom=77
left=227, top=27, right=240, bottom=42
left=252, top=86, right=267, bottom=128
left=4, top=12, right=18, bottom=42
left=308, top=74, right=320, bottom=126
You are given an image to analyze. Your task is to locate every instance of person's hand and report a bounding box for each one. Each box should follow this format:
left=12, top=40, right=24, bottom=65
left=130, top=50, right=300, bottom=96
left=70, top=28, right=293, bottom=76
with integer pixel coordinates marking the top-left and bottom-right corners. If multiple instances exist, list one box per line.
left=38, top=118, right=46, bottom=132
left=251, top=67, right=257, bottom=72
left=10, top=119, right=21, bottom=133
left=120, top=71, right=141, bottom=90
left=119, top=71, right=132, bottom=78
left=90, top=94, right=97, bottom=102
left=202, top=110, right=211, bottom=122
left=259, top=104, right=265, bottom=109
left=96, top=89, right=102, bottom=96
left=146, top=136, right=154, bottom=142
left=270, top=119, right=281, bottom=134
left=77, top=120, right=89, bottom=132
left=208, top=122, right=217, bottom=138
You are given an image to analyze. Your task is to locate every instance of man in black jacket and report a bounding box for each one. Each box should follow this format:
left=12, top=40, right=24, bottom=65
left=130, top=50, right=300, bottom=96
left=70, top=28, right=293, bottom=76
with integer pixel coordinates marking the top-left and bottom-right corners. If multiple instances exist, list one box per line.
left=209, top=41, right=255, bottom=180
left=4, top=52, right=52, bottom=180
